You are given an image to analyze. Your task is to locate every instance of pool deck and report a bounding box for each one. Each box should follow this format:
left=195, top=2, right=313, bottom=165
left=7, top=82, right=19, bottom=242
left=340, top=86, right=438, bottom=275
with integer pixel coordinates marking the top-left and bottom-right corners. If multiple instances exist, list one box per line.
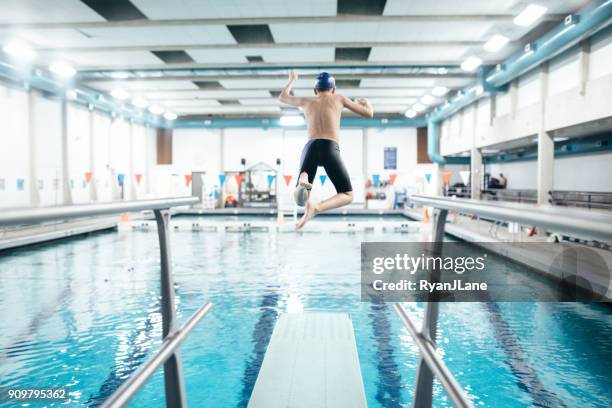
left=248, top=313, right=367, bottom=408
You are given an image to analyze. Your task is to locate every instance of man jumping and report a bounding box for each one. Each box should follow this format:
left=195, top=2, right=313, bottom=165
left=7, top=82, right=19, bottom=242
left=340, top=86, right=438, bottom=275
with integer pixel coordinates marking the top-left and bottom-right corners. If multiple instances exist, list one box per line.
left=278, top=70, right=374, bottom=229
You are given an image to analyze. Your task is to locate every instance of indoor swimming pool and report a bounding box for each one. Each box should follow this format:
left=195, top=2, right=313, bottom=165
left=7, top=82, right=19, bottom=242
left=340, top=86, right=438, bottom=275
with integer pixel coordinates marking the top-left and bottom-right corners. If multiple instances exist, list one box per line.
left=0, top=217, right=610, bottom=408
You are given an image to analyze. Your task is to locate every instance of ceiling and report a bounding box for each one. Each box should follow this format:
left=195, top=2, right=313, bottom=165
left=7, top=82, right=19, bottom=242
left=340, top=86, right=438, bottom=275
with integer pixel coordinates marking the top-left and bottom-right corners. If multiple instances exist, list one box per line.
left=0, top=0, right=589, bottom=119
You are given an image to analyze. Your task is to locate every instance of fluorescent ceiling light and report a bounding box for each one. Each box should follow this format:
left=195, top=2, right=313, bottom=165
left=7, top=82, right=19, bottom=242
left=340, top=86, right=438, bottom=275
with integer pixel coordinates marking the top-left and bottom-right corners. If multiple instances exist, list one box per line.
left=110, top=88, right=130, bottom=100
left=437, top=67, right=448, bottom=75
left=132, top=96, right=148, bottom=108
left=460, top=56, right=482, bottom=72
left=3, top=42, right=36, bottom=61
left=421, top=94, right=435, bottom=105
left=279, top=115, right=305, bottom=126
left=554, top=136, right=569, bottom=142
left=514, top=4, right=547, bottom=27
left=405, top=109, right=417, bottom=118
left=412, top=103, right=426, bottom=112
left=484, top=34, right=510, bottom=52
left=164, top=112, right=178, bottom=121
left=148, top=105, right=164, bottom=115
left=431, top=86, right=448, bottom=97
left=49, top=62, right=76, bottom=78
left=110, top=71, right=129, bottom=79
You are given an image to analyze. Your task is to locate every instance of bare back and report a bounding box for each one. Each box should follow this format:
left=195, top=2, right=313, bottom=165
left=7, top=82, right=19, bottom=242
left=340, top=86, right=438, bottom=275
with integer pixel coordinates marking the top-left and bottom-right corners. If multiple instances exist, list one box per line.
left=302, top=93, right=344, bottom=141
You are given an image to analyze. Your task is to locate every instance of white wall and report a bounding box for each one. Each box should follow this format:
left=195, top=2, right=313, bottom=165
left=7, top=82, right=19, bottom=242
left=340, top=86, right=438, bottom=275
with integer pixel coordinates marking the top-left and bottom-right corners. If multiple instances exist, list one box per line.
left=0, top=83, right=152, bottom=208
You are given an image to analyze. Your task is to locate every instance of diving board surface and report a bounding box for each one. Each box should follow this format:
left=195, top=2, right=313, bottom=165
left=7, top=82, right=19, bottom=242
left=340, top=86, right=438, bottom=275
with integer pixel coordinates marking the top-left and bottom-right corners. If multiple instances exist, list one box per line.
left=248, top=313, right=367, bottom=408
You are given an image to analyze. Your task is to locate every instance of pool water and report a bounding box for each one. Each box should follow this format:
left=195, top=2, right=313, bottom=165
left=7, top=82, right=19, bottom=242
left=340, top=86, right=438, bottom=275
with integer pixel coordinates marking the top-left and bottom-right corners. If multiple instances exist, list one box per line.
left=0, top=217, right=611, bottom=407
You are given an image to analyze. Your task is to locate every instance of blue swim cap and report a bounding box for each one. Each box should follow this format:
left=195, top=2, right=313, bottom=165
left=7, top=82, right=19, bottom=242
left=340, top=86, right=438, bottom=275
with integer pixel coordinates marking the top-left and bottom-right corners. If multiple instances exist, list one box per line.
left=314, top=72, right=335, bottom=90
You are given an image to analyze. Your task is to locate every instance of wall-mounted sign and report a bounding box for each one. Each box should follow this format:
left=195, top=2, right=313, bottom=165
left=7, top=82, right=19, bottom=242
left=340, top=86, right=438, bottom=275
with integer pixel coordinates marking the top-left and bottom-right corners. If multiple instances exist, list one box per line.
left=384, top=147, right=397, bottom=170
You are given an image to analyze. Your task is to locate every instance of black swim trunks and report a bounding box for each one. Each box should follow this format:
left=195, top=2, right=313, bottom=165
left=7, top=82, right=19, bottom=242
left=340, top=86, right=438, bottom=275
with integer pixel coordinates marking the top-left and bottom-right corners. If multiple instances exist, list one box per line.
left=298, top=138, right=352, bottom=193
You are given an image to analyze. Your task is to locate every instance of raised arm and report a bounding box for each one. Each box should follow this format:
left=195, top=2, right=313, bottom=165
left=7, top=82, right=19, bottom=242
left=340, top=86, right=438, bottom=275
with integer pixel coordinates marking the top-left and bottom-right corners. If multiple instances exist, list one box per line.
left=341, top=96, right=374, bottom=118
left=278, top=70, right=307, bottom=107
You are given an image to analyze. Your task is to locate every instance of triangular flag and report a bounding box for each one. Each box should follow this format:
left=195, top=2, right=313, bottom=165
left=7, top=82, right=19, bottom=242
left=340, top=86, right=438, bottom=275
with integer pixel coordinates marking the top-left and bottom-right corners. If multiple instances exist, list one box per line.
left=389, top=174, right=397, bottom=185
left=185, top=174, right=192, bottom=186
left=424, top=173, right=432, bottom=184
left=117, top=174, right=125, bottom=186
left=319, top=174, right=327, bottom=185
left=235, top=174, right=243, bottom=186
left=219, top=174, right=226, bottom=186
left=267, top=174, right=275, bottom=188
left=442, top=171, right=452, bottom=186
left=135, top=173, right=143, bottom=184
left=372, top=174, right=380, bottom=187
left=460, top=171, right=470, bottom=185
left=84, top=172, right=93, bottom=183
left=283, top=175, right=292, bottom=186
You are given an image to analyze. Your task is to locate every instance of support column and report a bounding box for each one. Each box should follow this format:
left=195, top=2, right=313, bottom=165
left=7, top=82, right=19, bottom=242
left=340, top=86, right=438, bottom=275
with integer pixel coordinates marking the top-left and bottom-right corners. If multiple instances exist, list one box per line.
left=470, top=147, right=482, bottom=200
left=27, top=91, right=40, bottom=207
left=88, top=108, right=98, bottom=202
left=579, top=39, right=590, bottom=96
left=60, top=98, right=72, bottom=205
left=128, top=120, right=136, bottom=200
left=537, top=63, right=553, bottom=205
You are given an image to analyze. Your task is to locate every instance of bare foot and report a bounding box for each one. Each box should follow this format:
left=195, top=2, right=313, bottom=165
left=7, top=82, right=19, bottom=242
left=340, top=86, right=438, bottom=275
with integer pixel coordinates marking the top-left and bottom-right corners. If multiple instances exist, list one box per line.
left=296, top=201, right=318, bottom=229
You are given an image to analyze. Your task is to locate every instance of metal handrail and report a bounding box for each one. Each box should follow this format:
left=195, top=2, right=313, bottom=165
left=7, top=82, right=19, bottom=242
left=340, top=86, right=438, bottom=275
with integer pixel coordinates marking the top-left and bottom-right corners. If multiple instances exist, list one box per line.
left=101, top=302, right=213, bottom=408
left=394, top=304, right=473, bottom=408
left=410, top=194, right=612, bottom=242
left=0, top=197, right=198, bottom=227
left=0, top=197, right=209, bottom=408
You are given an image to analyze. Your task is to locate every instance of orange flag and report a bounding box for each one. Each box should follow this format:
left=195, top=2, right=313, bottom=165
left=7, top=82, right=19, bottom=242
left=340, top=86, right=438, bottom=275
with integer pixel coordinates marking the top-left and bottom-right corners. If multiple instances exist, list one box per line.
left=442, top=172, right=452, bottom=186
left=284, top=175, right=292, bottom=186
left=135, top=174, right=143, bottom=184
left=389, top=174, right=397, bottom=185
left=84, top=172, right=93, bottom=183
left=235, top=174, right=243, bottom=186
left=185, top=174, right=192, bottom=186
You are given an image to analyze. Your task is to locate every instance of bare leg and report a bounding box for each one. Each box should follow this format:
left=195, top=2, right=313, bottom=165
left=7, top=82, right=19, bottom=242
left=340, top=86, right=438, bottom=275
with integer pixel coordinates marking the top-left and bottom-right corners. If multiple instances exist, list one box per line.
left=296, top=191, right=353, bottom=229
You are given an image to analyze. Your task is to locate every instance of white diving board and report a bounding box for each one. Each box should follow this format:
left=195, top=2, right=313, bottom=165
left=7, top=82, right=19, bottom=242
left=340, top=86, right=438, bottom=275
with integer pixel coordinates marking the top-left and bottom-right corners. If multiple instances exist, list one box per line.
left=248, top=313, right=367, bottom=408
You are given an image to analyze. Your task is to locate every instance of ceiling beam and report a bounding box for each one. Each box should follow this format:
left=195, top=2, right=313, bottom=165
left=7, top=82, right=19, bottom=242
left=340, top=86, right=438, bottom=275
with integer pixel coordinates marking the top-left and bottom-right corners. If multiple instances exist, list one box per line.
left=0, top=14, right=565, bottom=30
left=34, top=40, right=493, bottom=53
left=143, top=93, right=428, bottom=101
left=82, top=73, right=473, bottom=81
left=77, top=61, right=483, bottom=74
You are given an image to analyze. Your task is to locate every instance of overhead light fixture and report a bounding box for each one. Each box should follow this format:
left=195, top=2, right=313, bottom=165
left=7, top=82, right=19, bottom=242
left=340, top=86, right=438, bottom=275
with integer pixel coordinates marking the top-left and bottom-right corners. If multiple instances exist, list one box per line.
left=3, top=42, right=36, bottom=61
left=65, top=89, right=78, bottom=100
left=412, top=103, right=426, bottom=112
left=437, top=67, right=448, bottom=75
left=110, top=71, right=129, bottom=79
left=431, top=86, right=448, bottom=97
left=554, top=136, right=569, bottom=142
left=148, top=105, right=164, bottom=115
left=513, top=4, right=547, bottom=27
left=405, top=109, right=417, bottom=118
left=421, top=94, right=435, bottom=105
left=279, top=115, right=305, bottom=126
left=49, top=62, right=76, bottom=78
left=460, top=56, right=482, bottom=72
left=132, top=96, right=149, bottom=108
left=484, top=34, right=510, bottom=52
left=164, top=112, right=178, bottom=121
left=110, top=88, right=130, bottom=100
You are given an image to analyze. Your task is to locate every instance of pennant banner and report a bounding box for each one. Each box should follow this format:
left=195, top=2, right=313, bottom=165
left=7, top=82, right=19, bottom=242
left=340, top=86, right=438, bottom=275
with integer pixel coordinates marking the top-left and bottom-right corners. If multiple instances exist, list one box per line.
left=389, top=173, right=397, bottom=185
left=219, top=174, right=226, bottom=186
left=424, top=173, right=432, bottom=184
left=283, top=175, right=292, bottom=186
left=135, top=173, right=143, bottom=184
left=442, top=171, right=452, bottom=186
left=267, top=174, right=276, bottom=188
left=319, top=174, right=327, bottom=186
left=459, top=171, right=470, bottom=185
left=16, top=178, right=25, bottom=191
left=235, top=174, right=243, bottom=186
left=117, top=173, right=125, bottom=186
left=372, top=174, right=380, bottom=187
left=185, top=174, right=192, bottom=186
left=84, top=172, right=93, bottom=183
